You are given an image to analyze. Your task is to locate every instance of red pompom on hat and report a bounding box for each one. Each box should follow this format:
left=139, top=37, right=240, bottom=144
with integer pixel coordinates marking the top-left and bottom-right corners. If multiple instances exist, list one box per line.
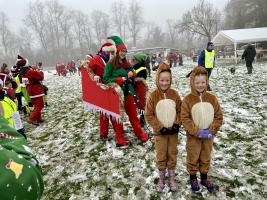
left=100, top=42, right=116, bottom=52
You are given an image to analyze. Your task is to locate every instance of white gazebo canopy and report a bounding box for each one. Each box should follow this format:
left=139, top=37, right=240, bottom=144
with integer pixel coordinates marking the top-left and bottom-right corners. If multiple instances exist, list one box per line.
left=212, top=27, right=267, bottom=63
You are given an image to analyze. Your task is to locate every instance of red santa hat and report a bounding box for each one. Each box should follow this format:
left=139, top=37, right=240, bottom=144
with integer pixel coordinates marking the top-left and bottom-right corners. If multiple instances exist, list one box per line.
left=100, top=42, right=116, bottom=52
left=16, top=55, right=28, bottom=68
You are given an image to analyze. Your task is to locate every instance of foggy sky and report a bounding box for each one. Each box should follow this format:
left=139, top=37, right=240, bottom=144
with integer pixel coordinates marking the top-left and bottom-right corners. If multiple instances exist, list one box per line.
left=0, top=0, right=228, bottom=32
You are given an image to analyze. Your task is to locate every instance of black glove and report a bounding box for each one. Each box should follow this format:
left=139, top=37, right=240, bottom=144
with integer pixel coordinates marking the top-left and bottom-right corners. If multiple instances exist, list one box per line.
left=171, top=124, right=180, bottom=134
left=160, top=127, right=171, bottom=135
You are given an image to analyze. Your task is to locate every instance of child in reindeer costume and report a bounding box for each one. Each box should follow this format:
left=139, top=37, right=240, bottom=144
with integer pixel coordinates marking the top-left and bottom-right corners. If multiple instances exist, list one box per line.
left=103, top=36, right=149, bottom=147
left=181, top=66, right=223, bottom=193
left=0, top=104, right=44, bottom=200
left=145, top=63, right=182, bottom=192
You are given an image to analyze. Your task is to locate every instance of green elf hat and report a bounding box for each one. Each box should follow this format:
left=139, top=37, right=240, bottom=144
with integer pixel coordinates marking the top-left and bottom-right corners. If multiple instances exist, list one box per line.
left=107, top=36, right=127, bottom=53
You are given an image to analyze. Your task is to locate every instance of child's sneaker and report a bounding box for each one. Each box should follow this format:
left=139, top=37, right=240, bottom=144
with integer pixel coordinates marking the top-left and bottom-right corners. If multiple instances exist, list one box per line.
left=190, top=179, right=200, bottom=192
left=200, top=179, right=214, bottom=192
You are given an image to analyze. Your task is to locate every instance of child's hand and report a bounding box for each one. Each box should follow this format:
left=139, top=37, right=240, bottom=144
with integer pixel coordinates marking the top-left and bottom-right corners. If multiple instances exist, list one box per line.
left=197, top=129, right=212, bottom=138
left=128, top=71, right=134, bottom=78
left=93, top=75, right=101, bottom=82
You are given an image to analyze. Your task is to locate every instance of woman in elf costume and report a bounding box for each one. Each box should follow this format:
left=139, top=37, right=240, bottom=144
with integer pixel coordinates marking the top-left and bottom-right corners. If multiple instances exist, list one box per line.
left=0, top=104, right=44, bottom=200
left=103, top=36, right=149, bottom=147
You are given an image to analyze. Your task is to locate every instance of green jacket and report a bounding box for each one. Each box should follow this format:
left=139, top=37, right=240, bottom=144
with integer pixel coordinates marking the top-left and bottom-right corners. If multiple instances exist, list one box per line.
left=103, top=59, right=136, bottom=99
left=0, top=117, right=44, bottom=200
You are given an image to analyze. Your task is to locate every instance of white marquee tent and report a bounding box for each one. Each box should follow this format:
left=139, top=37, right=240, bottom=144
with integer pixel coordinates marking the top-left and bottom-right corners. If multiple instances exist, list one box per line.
left=212, top=27, right=267, bottom=62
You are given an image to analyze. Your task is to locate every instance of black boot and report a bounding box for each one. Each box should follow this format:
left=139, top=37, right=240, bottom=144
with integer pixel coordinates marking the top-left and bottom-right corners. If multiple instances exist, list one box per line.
left=200, top=173, right=214, bottom=192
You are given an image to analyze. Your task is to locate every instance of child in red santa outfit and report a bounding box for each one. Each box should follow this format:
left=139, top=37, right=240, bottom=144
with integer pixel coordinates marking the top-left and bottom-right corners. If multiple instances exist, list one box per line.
left=16, top=55, right=45, bottom=125
left=103, top=36, right=149, bottom=147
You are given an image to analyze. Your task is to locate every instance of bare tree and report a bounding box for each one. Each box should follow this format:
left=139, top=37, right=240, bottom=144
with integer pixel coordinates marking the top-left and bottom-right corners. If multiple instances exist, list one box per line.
left=224, top=0, right=267, bottom=29
left=73, top=10, right=86, bottom=54
left=91, top=10, right=110, bottom=46
left=127, top=0, right=143, bottom=47
left=111, top=0, right=127, bottom=37
left=0, top=11, right=11, bottom=56
left=60, top=12, right=73, bottom=49
left=149, top=26, right=165, bottom=47
left=24, top=1, right=49, bottom=52
left=46, top=0, right=65, bottom=49
left=179, top=0, right=221, bottom=40
left=143, top=22, right=154, bottom=45
left=166, top=19, right=179, bottom=48
left=80, top=15, right=93, bottom=53
left=142, top=22, right=164, bottom=48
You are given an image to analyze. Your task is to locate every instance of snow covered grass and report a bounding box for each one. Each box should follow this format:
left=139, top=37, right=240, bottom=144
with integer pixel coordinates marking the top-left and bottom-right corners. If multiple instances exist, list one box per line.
left=24, top=61, right=267, bottom=199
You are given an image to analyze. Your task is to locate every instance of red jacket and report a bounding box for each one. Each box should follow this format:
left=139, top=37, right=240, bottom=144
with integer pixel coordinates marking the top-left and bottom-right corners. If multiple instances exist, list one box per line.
left=3, top=87, right=16, bottom=100
left=88, top=55, right=106, bottom=78
left=21, top=67, right=44, bottom=98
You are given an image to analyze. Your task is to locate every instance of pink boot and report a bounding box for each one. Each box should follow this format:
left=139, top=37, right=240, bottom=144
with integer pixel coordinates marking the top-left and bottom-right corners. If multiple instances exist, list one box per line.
left=168, top=169, right=177, bottom=192
left=156, top=170, right=166, bottom=192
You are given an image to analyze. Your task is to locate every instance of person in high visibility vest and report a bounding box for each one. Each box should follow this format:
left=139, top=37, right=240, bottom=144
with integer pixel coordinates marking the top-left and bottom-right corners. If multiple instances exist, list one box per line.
left=132, top=52, right=148, bottom=80
left=0, top=83, right=26, bottom=138
left=198, top=41, right=215, bottom=91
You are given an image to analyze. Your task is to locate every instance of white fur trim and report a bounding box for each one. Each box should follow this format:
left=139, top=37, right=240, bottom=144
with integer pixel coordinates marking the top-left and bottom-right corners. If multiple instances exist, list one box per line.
left=102, top=45, right=116, bottom=52
left=156, top=99, right=176, bottom=128
left=83, top=101, right=122, bottom=123
left=25, top=58, right=29, bottom=66
left=29, top=93, right=45, bottom=98
left=191, top=102, right=214, bottom=129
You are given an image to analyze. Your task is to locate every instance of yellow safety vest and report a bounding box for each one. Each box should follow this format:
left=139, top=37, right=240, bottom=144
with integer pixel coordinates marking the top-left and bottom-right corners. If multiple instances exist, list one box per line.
left=15, top=75, right=21, bottom=93
left=0, top=97, right=17, bottom=127
left=134, top=66, right=146, bottom=75
left=205, top=50, right=215, bottom=68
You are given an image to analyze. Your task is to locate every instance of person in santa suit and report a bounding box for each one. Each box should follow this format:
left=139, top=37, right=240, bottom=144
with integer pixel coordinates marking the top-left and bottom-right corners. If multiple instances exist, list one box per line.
left=16, top=55, right=45, bottom=125
left=103, top=36, right=149, bottom=147
left=88, top=42, right=119, bottom=140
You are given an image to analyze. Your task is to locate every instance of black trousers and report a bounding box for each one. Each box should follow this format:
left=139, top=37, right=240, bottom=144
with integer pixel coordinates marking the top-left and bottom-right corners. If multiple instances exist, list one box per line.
left=245, top=60, right=253, bottom=74
left=16, top=92, right=23, bottom=110
left=205, top=68, right=213, bottom=91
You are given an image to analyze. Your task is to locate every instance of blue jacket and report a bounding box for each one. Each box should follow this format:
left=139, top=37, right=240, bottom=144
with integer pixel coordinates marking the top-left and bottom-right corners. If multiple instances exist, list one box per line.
left=198, top=50, right=205, bottom=67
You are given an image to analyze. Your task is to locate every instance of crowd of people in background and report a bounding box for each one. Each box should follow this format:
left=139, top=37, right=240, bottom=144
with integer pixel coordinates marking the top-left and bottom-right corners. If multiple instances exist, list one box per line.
left=0, top=55, right=47, bottom=199
left=0, top=55, right=48, bottom=130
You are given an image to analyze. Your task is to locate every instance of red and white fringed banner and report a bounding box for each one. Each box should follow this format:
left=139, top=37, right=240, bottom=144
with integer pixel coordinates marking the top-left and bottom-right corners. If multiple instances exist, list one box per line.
left=81, top=66, right=124, bottom=123
left=0, top=133, right=17, bottom=140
